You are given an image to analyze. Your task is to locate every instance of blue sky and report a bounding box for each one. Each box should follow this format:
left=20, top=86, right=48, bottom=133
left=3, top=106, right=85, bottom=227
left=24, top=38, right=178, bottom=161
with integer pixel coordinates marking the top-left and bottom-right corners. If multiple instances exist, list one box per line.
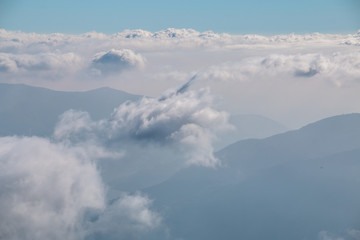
left=0, top=0, right=359, bottom=34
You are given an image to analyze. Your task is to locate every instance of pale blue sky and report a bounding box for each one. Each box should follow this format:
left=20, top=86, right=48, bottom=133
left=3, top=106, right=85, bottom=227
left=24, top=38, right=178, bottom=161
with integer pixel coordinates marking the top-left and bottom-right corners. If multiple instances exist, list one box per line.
left=0, top=0, right=359, bottom=34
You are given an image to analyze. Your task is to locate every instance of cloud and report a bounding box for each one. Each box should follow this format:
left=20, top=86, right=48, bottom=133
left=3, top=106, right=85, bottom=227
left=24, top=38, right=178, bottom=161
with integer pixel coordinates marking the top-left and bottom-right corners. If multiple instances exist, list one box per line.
left=91, top=49, right=146, bottom=75
left=1, top=28, right=359, bottom=87
left=55, top=80, right=231, bottom=167
left=86, top=193, right=162, bottom=240
left=196, top=52, right=360, bottom=87
left=0, top=136, right=163, bottom=240
left=0, top=136, right=105, bottom=240
left=0, top=52, right=82, bottom=74
left=1, top=27, right=359, bottom=129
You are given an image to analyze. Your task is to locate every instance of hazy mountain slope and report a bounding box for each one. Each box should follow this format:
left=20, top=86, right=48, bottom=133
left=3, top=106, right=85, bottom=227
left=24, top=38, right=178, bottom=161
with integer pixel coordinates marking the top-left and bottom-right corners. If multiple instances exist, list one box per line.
left=0, top=83, right=140, bottom=136
left=214, top=114, right=288, bottom=150
left=217, top=113, right=360, bottom=173
left=144, top=113, right=360, bottom=240
left=155, top=149, right=360, bottom=240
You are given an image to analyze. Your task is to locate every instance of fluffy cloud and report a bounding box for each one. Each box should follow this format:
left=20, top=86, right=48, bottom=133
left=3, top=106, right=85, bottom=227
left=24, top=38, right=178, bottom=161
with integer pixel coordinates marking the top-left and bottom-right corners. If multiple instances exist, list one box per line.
left=86, top=193, right=162, bottom=239
left=1, top=28, right=359, bottom=86
left=0, top=136, right=163, bottom=240
left=0, top=52, right=82, bottom=74
left=91, top=49, right=146, bottom=75
left=55, top=80, right=230, bottom=167
left=0, top=136, right=105, bottom=240
left=196, top=52, right=360, bottom=87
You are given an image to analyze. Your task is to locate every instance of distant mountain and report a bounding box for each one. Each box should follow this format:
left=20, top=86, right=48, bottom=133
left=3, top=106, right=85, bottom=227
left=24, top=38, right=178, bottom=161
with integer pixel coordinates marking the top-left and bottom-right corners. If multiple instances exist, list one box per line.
left=0, top=83, right=289, bottom=144
left=144, top=113, right=360, bottom=240
left=0, top=83, right=141, bottom=136
left=217, top=113, right=360, bottom=173
left=215, top=114, right=288, bottom=150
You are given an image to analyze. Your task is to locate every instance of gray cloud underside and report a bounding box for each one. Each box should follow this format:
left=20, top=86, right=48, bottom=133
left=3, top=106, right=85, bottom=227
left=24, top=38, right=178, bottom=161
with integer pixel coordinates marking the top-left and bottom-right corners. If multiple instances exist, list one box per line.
left=1, top=28, right=359, bottom=88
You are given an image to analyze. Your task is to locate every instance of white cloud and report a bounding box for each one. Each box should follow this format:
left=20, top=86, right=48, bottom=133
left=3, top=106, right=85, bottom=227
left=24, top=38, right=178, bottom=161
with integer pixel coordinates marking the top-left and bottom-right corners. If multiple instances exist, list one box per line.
left=86, top=193, right=162, bottom=239
left=54, top=110, right=96, bottom=141
left=0, top=135, right=163, bottom=240
left=91, top=49, right=146, bottom=75
left=318, top=229, right=360, bottom=240
left=0, top=136, right=105, bottom=240
left=2, top=28, right=358, bottom=55
left=1, top=27, right=359, bottom=128
left=55, top=81, right=230, bottom=167
left=196, top=52, right=360, bottom=87
left=1, top=28, right=359, bottom=86
left=0, top=52, right=82, bottom=74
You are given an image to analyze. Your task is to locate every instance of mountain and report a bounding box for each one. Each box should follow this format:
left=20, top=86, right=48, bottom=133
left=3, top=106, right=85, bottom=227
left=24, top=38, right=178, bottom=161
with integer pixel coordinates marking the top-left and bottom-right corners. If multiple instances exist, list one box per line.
left=0, top=83, right=141, bottom=136
left=217, top=113, right=360, bottom=174
left=0, top=83, right=289, bottom=144
left=144, top=113, right=360, bottom=240
left=214, top=114, right=288, bottom=150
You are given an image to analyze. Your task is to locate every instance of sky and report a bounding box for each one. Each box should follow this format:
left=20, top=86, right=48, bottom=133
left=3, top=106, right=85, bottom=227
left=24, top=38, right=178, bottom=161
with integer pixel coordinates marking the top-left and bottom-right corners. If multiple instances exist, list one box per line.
left=1, top=0, right=359, bottom=34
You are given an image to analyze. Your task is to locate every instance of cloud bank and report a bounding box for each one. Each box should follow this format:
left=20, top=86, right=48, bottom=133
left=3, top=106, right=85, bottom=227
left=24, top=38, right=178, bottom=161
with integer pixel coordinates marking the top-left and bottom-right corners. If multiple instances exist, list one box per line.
left=0, top=28, right=359, bottom=91
left=0, top=52, right=82, bottom=74
left=196, top=52, right=360, bottom=87
left=1, top=28, right=359, bottom=54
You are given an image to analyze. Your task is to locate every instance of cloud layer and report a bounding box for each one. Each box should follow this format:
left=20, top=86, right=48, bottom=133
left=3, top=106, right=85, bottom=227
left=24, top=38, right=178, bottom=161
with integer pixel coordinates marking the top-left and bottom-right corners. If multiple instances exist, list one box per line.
left=196, top=52, right=360, bottom=87
left=1, top=28, right=359, bottom=54
left=0, top=52, right=82, bottom=75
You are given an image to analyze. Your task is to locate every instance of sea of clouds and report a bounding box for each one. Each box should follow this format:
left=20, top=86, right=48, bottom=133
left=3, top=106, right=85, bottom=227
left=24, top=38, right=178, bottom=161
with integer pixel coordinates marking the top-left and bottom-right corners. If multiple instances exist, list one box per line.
left=1, top=28, right=359, bottom=128
left=1, top=28, right=360, bottom=239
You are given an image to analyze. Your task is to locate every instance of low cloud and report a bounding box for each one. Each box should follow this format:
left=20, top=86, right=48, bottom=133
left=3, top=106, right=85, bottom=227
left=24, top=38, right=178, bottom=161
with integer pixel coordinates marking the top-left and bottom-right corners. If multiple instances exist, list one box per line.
left=0, top=136, right=163, bottom=240
left=1, top=28, right=359, bottom=53
left=0, top=52, right=82, bottom=73
left=1, top=28, right=359, bottom=88
left=196, top=52, right=360, bottom=87
left=0, top=136, right=105, bottom=240
left=55, top=80, right=230, bottom=167
left=86, top=193, right=162, bottom=239
left=91, top=49, right=146, bottom=75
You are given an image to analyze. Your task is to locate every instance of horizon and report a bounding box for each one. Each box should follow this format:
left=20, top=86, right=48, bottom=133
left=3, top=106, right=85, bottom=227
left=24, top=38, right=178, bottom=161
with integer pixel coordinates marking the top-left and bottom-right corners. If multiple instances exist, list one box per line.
left=2, top=27, right=360, bottom=36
